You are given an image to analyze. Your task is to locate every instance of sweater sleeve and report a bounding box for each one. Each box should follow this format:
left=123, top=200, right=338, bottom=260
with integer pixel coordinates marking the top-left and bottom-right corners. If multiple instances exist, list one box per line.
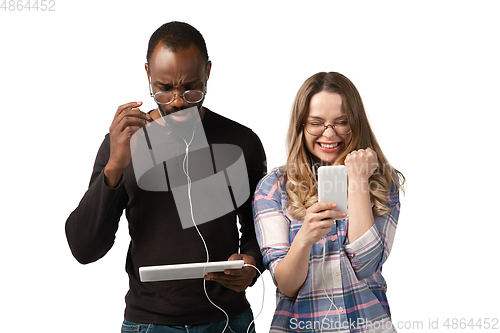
left=237, top=130, right=267, bottom=275
left=65, top=135, right=128, bottom=264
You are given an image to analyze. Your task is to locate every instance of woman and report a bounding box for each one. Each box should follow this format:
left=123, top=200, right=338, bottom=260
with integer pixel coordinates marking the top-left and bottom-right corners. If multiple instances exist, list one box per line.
left=253, top=72, right=405, bottom=333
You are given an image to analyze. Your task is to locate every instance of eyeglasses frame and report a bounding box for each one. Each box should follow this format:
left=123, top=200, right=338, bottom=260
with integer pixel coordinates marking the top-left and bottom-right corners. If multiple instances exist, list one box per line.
left=302, top=120, right=352, bottom=136
left=147, top=71, right=207, bottom=105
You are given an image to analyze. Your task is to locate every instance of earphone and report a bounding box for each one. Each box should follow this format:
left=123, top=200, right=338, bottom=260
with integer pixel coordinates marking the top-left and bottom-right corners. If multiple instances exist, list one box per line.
left=161, top=113, right=264, bottom=333
left=320, top=231, right=341, bottom=333
left=148, top=75, right=154, bottom=97
left=312, top=160, right=341, bottom=332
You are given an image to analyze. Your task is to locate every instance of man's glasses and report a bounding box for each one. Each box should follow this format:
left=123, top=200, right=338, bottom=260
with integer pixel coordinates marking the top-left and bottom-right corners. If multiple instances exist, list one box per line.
left=303, top=119, right=352, bottom=136
left=152, top=90, right=205, bottom=105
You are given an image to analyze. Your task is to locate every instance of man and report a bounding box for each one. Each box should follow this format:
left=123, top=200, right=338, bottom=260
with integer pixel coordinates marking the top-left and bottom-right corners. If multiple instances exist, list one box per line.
left=65, top=21, right=266, bottom=332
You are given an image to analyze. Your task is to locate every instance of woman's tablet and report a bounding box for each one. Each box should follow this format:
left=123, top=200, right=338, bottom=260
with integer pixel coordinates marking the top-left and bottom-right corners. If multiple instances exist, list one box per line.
left=139, top=260, right=245, bottom=282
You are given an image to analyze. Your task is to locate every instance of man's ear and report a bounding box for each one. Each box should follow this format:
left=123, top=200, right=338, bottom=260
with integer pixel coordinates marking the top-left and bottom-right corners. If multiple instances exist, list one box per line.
left=145, top=63, right=151, bottom=82
left=145, top=63, right=153, bottom=96
left=205, top=60, right=212, bottom=80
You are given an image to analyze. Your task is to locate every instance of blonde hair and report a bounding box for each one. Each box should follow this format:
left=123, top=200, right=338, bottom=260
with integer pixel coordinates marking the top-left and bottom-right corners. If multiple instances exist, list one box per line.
left=284, top=72, right=405, bottom=220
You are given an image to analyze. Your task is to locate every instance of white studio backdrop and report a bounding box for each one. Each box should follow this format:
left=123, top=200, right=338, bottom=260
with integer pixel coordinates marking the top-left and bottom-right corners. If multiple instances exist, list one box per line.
left=1, top=1, right=499, bottom=332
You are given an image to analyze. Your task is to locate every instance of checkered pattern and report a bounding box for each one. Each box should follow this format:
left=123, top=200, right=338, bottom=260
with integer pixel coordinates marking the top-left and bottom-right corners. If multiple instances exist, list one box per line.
left=253, top=168, right=401, bottom=333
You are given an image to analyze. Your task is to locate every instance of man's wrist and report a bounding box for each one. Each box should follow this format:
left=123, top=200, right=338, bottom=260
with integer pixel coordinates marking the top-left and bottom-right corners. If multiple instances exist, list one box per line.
left=103, top=163, right=125, bottom=188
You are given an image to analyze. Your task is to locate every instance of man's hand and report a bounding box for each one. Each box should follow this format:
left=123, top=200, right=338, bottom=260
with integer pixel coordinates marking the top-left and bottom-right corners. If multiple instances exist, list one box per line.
left=104, top=101, right=151, bottom=188
left=204, top=253, right=257, bottom=292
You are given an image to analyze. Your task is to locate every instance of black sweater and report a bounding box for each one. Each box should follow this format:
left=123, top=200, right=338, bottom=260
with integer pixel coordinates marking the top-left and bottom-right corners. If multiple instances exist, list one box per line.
left=65, top=108, right=267, bottom=325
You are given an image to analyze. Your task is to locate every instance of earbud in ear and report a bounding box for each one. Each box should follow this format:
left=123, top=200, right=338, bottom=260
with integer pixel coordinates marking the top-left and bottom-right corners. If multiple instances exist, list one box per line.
left=148, top=77, right=154, bottom=97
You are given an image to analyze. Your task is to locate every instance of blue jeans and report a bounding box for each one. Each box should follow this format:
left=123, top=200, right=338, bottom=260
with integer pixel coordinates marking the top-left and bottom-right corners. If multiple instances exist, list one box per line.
left=121, top=308, right=255, bottom=333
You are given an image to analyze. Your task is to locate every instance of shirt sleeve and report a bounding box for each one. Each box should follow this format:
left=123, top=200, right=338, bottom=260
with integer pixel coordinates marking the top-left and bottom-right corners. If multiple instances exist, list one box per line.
left=344, top=186, right=401, bottom=280
left=252, top=170, right=290, bottom=286
left=65, top=135, right=128, bottom=264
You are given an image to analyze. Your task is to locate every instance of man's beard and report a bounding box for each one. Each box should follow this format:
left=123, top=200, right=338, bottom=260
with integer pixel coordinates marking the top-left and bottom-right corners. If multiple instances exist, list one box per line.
left=157, top=101, right=203, bottom=119
left=158, top=105, right=201, bottom=141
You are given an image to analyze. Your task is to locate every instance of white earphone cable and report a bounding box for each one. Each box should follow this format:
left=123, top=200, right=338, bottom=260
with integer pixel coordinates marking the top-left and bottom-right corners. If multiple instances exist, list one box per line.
left=243, top=263, right=265, bottom=333
left=176, top=120, right=262, bottom=333
left=181, top=128, right=231, bottom=332
left=321, top=235, right=341, bottom=333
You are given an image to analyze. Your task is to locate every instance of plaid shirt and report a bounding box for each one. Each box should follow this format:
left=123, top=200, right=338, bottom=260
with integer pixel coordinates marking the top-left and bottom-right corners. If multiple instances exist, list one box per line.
left=253, top=167, right=401, bottom=333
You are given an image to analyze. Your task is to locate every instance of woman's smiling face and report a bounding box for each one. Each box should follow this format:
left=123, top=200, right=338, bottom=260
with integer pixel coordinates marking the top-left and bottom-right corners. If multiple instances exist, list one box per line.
left=304, top=91, right=352, bottom=165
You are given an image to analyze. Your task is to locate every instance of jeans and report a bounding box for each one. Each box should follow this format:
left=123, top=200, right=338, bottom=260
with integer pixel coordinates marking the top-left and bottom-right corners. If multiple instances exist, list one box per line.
left=121, top=308, right=255, bottom=333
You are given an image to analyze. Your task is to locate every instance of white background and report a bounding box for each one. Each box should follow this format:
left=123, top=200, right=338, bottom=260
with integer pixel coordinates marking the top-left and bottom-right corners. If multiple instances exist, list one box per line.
left=1, top=1, right=499, bottom=332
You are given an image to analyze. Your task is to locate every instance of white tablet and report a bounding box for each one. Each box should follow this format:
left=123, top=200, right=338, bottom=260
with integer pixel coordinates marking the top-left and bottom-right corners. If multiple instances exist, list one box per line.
left=317, top=165, right=348, bottom=216
left=139, top=260, right=245, bottom=282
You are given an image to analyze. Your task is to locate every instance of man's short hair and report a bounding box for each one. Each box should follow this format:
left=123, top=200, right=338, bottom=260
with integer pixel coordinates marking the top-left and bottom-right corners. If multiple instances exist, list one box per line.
left=147, top=21, right=209, bottom=64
